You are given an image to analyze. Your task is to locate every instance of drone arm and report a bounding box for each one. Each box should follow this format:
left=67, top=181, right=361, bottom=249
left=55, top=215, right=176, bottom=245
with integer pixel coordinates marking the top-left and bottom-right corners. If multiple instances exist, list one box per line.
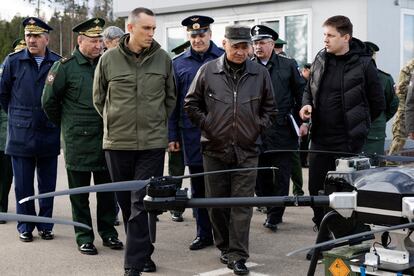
left=329, top=191, right=357, bottom=218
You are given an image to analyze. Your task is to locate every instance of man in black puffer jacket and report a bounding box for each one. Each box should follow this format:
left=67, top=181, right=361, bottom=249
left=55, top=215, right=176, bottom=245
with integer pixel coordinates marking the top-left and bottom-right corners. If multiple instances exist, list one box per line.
left=300, top=15, right=385, bottom=228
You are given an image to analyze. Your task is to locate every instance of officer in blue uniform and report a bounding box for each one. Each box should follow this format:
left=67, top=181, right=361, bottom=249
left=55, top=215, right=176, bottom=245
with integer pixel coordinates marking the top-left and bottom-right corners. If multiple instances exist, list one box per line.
left=0, top=17, right=61, bottom=242
left=168, top=15, right=224, bottom=250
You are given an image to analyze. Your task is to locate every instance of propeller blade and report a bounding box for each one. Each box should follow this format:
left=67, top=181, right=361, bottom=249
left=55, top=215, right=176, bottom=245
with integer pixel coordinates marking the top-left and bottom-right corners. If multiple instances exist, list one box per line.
left=377, top=155, right=414, bottom=162
left=286, top=222, right=414, bottom=257
left=264, top=149, right=356, bottom=156
left=171, top=166, right=277, bottom=180
left=19, top=179, right=149, bottom=204
left=0, top=212, right=91, bottom=230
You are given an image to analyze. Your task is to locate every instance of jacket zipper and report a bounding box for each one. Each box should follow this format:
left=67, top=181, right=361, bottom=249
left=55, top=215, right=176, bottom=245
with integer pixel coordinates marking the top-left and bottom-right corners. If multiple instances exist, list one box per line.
left=232, top=72, right=248, bottom=145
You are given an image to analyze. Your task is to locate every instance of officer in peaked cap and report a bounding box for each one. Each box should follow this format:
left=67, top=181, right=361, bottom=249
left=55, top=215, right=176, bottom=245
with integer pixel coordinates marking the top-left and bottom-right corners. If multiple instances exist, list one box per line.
left=42, top=16, right=123, bottom=255
left=250, top=23, right=305, bottom=234
left=168, top=14, right=223, bottom=252
left=250, top=24, right=279, bottom=42
left=274, top=37, right=287, bottom=56
left=362, top=41, right=398, bottom=160
left=72, top=17, right=105, bottom=37
left=22, top=17, right=53, bottom=34
left=12, top=38, right=26, bottom=52
left=181, top=15, right=214, bottom=35
left=0, top=16, right=61, bottom=242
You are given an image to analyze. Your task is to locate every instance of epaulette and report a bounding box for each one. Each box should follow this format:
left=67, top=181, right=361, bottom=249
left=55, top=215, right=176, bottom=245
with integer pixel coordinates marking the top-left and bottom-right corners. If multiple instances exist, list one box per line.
left=50, top=50, right=62, bottom=59
left=378, top=69, right=391, bottom=77
left=60, top=56, right=74, bottom=64
left=278, top=54, right=292, bottom=60
left=172, top=51, right=186, bottom=60
left=8, top=50, right=23, bottom=57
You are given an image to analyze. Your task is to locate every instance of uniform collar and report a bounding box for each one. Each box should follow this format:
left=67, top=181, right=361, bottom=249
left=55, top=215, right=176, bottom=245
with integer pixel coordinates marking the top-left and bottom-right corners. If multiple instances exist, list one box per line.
left=183, top=41, right=223, bottom=59
left=20, top=47, right=53, bottom=62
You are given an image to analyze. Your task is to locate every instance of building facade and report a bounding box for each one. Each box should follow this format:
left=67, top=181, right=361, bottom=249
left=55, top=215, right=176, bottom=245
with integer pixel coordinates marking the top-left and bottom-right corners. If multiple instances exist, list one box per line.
left=114, top=0, right=414, bottom=81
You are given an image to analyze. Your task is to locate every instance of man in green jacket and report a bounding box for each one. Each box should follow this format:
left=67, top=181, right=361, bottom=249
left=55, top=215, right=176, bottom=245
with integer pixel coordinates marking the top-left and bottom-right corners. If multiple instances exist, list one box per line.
left=362, top=41, right=398, bottom=161
left=42, top=18, right=122, bottom=255
left=93, top=7, right=176, bottom=276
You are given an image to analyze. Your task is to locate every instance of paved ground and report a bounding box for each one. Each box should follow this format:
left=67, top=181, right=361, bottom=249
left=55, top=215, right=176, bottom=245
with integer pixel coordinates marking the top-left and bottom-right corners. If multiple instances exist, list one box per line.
left=0, top=153, right=325, bottom=276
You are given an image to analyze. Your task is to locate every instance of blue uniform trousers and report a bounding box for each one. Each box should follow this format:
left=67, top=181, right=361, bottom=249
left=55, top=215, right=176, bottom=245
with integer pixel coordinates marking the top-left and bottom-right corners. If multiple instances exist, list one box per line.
left=189, top=165, right=213, bottom=240
left=12, top=155, right=57, bottom=233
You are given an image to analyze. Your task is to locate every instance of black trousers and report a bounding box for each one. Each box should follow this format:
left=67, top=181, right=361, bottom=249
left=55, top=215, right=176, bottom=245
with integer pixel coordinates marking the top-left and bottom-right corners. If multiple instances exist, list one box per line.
left=105, top=149, right=165, bottom=271
left=66, top=169, right=118, bottom=245
left=308, top=142, right=351, bottom=227
left=189, top=165, right=212, bottom=240
left=0, top=151, right=13, bottom=212
left=256, top=152, right=292, bottom=224
left=203, top=154, right=257, bottom=263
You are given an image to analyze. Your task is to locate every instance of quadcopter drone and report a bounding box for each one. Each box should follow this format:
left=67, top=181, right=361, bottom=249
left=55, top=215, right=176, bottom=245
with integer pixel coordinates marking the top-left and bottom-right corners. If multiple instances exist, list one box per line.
left=19, top=151, right=414, bottom=275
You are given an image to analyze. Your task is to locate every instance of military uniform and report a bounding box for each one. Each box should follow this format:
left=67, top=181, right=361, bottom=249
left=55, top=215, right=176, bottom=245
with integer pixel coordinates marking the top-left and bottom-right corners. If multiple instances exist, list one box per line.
left=389, top=59, right=414, bottom=155
left=42, top=18, right=120, bottom=252
left=0, top=18, right=60, bottom=239
left=363, top=70, right=398, bottom=156
left=0, top=39, right=25, bottom=216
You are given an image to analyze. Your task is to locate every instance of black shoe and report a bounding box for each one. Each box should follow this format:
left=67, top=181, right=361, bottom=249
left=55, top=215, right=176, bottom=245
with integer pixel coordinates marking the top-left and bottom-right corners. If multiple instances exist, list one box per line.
left=39, top=230, right=54, bottom=240
left=124, top=268, right=142, bottom=276
left=0, top=220, right=6, bottom=224
left=189, top=236, right=214, bottom=250
left=19, top=231, right=33, bottom=242
left=171, top=212, right=183, bottom=222
left=143, top=258, right=156, bottom=273
left=220, top=251, right=228, bottom=264
left=103, top=237, right=123, bottom=249
left=227, top=260, right=249, bottom=275
left=78, top=242, right=98, bottom=255
left=263, top=221, right=278, bottom=232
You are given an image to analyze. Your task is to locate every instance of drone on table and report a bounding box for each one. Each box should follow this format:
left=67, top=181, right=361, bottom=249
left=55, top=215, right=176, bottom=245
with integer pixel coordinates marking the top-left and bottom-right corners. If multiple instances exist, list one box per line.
left=18, top=150, right=414, bottom=276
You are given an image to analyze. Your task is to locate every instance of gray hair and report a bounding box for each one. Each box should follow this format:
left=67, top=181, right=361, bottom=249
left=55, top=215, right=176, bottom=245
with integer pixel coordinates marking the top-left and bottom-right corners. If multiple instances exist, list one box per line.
left=102, top=26, right=125, bottom=41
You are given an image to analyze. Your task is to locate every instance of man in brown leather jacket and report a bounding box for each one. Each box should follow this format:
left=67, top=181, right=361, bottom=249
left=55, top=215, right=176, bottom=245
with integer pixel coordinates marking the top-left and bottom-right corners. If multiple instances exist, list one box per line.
left=184, top=25, right=276, bottom=276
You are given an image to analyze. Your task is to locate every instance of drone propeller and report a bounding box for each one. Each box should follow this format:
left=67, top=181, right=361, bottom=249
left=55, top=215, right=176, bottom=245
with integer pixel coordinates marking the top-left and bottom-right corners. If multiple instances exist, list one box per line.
left=170, top=166, right=277, bottom=180
left=19, top=167, right=277, bottom=204
left=19, top=179, right=149, bottom=203
left=286, top=221, right=414, bottom=257
left=264, top=149, right=414, bottom=163
left=0, top=212, right=91, bottom=230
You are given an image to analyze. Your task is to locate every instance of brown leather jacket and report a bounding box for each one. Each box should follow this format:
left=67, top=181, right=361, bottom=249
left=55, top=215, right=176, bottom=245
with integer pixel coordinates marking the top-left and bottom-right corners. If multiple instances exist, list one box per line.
left=184, top=55, right=277, bottom=163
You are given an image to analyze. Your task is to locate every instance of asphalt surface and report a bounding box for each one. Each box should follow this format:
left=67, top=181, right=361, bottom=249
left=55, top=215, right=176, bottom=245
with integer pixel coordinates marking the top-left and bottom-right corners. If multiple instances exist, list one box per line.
left=0, top=153, right=325, bottom=276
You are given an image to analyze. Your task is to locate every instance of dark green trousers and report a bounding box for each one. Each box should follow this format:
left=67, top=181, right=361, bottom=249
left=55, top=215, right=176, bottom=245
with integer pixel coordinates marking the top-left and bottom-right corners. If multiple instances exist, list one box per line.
left=291, top=152, right=304, bottom=196
left=0, top=151, right=13, bottom=212
left=66, top=169, right=118, bottom=245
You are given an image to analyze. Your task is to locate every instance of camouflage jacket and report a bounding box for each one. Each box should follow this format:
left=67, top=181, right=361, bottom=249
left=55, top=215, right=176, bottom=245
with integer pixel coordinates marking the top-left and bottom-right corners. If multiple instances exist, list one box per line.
left=403, top=59, right=414, bottom=133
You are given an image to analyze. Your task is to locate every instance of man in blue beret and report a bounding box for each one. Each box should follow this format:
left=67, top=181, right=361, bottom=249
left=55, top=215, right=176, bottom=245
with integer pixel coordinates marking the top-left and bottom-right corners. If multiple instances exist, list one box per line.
left=168, top=14, right=223, bottom=251
left=0, top=17, right=61, bottom=242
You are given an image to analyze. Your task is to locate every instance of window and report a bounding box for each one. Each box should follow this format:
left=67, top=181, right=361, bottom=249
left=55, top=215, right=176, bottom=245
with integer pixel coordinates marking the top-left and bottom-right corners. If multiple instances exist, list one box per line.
left=167, top=26, right=186, bottom=54
left=165, top=10, right=311, bottom=63
left=401, top=10, right=414, bottom=67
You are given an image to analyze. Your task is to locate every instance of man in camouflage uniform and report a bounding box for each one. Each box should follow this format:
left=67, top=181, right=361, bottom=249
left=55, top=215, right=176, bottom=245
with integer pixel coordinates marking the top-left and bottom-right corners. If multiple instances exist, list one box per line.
left=42, top=18, right=122, bottom=255
left=389, top=58, right=414, bottom=155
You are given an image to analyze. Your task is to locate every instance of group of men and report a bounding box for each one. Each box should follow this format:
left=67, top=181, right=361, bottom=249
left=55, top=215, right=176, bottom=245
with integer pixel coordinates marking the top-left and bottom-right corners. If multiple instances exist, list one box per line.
left=0, top=6, right=409, bottom=276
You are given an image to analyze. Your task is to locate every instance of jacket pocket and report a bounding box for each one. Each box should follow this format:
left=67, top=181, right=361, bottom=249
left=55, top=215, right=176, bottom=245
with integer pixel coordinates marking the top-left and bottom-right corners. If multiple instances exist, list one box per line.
left=9, top=118, right=31, bottom=144
left=69, top=126, right=101, bottom=154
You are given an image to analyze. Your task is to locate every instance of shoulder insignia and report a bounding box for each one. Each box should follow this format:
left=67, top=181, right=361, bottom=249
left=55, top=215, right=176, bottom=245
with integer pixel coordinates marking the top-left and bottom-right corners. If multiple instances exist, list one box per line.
left=172, top=51, right=186, bottom=60
left=60, top=56, right=74, bottom=64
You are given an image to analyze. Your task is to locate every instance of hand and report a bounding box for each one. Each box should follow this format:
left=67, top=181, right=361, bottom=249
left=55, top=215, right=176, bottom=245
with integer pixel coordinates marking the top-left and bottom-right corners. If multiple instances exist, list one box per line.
left=409, top=133, right=414, bottom=140
left=299, top=124, right=309, bottom=137
left=168, top=141, right=180, bottom=152
left=299, top=105, right=312, bottom=120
